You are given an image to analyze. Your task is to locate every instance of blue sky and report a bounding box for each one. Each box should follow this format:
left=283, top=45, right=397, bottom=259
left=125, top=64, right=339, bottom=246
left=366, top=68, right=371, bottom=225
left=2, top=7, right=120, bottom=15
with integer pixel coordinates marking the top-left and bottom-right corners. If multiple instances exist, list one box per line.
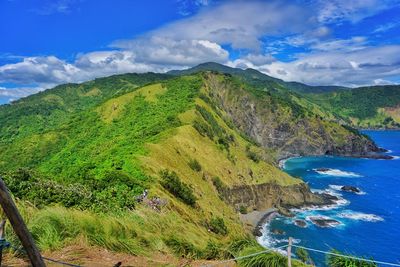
left=1, top=0, right=400, bottom=103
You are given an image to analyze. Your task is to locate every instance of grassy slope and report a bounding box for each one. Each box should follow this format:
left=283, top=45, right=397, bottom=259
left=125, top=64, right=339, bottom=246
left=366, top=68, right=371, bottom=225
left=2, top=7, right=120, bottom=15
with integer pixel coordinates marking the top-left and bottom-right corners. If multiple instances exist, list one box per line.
left=1, top=73, right=305, bottom=265
left=307, top=85, right=400, bottom=128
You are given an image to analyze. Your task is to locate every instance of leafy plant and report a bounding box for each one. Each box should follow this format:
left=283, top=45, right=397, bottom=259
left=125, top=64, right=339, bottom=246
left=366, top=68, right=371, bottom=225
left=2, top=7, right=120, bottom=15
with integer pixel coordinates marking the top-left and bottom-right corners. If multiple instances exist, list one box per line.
left=212, top=176, right=227, bottom=192
left=160, top=170, right=197, bottom=206
left=165, top=237, right=202, bottom=259
left=239, top=206, right=248, bottom=214
left=296, top=247, right=310, bottom=264
left=209, top=217, right=228, bottom=236
left=188, top=158, right=202, bottom=172
left=327, top=250, right=377, bottom=267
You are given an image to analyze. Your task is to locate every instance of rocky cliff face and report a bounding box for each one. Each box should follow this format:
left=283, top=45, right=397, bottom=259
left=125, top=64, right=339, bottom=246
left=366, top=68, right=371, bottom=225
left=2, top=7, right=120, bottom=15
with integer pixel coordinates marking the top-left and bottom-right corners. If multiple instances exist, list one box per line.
left=204, top=73, right=379, bottom=160
left=219, top=182, right=333, bottom=213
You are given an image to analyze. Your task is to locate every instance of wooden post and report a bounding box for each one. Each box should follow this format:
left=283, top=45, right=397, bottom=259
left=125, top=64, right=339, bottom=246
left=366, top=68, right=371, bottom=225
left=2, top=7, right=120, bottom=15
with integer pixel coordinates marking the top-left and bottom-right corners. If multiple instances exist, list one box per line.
left=0, top=176, right=45, bottom=267
left=287, top=237, right=292, bottom=267
left=0, top=219, right=5, bottom=266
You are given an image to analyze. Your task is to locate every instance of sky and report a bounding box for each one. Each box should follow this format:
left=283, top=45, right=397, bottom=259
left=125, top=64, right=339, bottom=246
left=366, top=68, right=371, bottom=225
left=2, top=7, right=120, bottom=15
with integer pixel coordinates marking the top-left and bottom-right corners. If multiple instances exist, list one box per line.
left=1, top=0, right=400, bottom=104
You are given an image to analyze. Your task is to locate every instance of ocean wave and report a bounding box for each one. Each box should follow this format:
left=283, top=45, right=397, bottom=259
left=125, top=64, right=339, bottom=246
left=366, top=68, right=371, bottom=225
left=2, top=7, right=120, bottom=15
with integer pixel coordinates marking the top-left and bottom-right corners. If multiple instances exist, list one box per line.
left=257, top=223, right=300, bottom=251
left=392, top=156, right=400, bottom=160
left=337, top=211, right=384, bottom=222
left=329, top=184, right=366, bottom=195
left=313, top=168, right=362, bottom=177
left=278, top=159, right=288, bottom=169
left=278, top=156, right=301, bottom=169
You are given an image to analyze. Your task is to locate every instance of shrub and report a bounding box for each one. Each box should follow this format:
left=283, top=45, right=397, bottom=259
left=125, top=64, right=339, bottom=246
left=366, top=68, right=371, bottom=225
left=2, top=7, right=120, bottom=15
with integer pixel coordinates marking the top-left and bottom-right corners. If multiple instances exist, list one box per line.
left=188, top=158, right=202, bottom=172
left=296, top=247, right=310, bottom=264
left=203, top=241, right=226, bottom=260
left=193, top=119, right=214, bottom=139
left=239, top=206, right=248, bottom=214
left=209, top=217, right=228, bottom=236
left=165, top=237, right=202, bottom=259
left=246, top=145, right=261, bottom=163
left=238, top=246, right=287, bottom=267
left=227, top=237, right=258, bottom=255
left=160, top=170, right=197, bottom=206
left=212, top=176, right=226, bottom=192
left=327, top=250, right=377, bottom=267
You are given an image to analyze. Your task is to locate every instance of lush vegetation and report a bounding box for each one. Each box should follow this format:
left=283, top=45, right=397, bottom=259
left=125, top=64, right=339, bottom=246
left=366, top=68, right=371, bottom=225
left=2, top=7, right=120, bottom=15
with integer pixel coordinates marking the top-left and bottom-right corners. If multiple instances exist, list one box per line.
left=160, top=170, right=197, bottom=206
left=327, top=250, right=377, bottom=267
left=309, top=85, right=400, bottom=128
left=0, top=65, right=388, bottom=265
left=209, top=217, right=228, bottom=236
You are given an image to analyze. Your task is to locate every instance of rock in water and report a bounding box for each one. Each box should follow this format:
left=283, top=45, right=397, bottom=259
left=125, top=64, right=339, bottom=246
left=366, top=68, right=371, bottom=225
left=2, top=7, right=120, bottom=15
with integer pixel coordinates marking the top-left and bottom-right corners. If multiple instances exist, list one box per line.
left=271, top=229, right=285, bottom=235
left=341, top=185, right=361, bottom=193
left=294, top=219, right=307, bottom=228
left=315, top=168, right=331, bottom=172
left=309, top=216, right=341, bottom=228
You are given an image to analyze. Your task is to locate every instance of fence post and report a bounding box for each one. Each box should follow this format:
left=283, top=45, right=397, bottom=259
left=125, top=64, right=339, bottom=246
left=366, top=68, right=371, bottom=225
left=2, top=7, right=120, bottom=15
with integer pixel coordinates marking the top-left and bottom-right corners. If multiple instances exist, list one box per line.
left=0, top=176, right=45, bottom=267
left=287, top=237, right=292, bottom=267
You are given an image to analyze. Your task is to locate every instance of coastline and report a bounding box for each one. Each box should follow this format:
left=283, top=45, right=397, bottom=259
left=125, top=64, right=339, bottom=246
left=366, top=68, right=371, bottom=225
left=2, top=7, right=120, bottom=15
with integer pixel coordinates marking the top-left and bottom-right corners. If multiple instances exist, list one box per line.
left=240, top=208, right=278, bottom=236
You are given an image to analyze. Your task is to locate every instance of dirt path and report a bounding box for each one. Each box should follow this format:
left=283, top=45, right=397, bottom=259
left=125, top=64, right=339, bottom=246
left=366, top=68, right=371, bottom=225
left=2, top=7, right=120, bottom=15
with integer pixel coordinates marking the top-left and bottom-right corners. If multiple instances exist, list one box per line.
left=2, top=245, right=237, bottom=267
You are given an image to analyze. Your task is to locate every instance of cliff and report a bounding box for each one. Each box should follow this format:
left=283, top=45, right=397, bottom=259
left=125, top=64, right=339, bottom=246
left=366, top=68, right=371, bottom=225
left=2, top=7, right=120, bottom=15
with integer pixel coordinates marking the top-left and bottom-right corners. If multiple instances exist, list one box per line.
left=203, top=72, right=379, bottom=159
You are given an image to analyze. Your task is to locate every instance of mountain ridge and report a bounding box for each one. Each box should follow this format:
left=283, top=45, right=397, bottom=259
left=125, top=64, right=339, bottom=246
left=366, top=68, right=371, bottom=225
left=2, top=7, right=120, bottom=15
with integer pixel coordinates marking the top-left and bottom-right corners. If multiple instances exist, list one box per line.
left=0, top=65, right=395, bottom=265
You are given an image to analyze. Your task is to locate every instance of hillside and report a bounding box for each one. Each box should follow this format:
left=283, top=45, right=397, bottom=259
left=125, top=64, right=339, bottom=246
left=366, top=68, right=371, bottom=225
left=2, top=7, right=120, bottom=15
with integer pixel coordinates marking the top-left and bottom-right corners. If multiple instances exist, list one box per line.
left=172, top=63, right=400, bottom=129
left=170, top=62, right=349, bottom=94
left=308, top=85, right=400, bottom=129
left=0, top=70, right=381, bottom=265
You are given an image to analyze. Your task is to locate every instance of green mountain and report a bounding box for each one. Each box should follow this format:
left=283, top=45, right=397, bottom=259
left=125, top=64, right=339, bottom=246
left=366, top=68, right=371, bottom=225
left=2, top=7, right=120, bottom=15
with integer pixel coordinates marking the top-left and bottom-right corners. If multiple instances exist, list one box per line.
left=307, top=85, right=400, bottom=129
left=173, top=62, right=400, bottom=129
left=0, top=66, right=384, bottom=265
left=169, top=62, right=349, bottom=94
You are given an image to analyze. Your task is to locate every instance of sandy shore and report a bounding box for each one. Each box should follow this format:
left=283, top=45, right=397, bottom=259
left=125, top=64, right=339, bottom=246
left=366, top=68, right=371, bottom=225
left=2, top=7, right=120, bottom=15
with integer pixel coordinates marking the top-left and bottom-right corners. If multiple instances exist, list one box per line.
left=240, top=208, right=278, bottom=235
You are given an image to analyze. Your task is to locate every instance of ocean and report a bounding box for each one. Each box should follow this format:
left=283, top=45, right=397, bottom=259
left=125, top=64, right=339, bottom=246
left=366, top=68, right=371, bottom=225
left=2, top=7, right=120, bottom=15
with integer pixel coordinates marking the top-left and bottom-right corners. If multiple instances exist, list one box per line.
left=258, top=130, right=400, bottom=266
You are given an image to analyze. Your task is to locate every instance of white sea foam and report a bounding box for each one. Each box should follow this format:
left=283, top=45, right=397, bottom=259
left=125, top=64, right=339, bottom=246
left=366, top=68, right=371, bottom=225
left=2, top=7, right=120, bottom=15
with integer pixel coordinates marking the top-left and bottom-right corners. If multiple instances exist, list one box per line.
left=392, top=156, right=400, bottom=160
left=313, top=168, right=362, bottom=177
left=278, top=159, right=288, bottom=169
left=337, top=211, right=384, bottom=222
left=328, top=184, right=366, bottom=195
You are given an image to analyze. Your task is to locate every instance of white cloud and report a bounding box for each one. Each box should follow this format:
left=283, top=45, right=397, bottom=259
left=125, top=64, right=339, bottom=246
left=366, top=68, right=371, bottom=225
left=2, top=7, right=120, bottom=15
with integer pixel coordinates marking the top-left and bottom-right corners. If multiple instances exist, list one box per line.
left=373, top=21, right=400, bottom=33
left=0, top=56, right=80, bottom=85
left=115, top=0, right=316, bottom=52
left=31, top=0, right=79, bottom=15
left=0, top=86, right=43, bottom=98
left=244, top=45, right=400, bottom=86
left=1, top=0, right=400, bottom=104
left=113, top=37, right=228, bottom=66
left=315, top=0, right=399, bottom=23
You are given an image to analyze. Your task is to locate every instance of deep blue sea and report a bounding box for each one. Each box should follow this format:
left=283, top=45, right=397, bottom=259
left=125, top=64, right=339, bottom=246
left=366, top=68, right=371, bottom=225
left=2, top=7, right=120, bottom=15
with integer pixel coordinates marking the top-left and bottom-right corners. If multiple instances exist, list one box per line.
left=259, top=130, right=400, bottom=266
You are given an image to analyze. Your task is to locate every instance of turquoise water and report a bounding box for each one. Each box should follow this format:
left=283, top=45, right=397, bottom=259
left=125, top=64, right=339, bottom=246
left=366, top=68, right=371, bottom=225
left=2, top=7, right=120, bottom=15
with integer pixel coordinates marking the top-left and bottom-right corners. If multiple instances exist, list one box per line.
left=259, top=130, right=400, bottom=266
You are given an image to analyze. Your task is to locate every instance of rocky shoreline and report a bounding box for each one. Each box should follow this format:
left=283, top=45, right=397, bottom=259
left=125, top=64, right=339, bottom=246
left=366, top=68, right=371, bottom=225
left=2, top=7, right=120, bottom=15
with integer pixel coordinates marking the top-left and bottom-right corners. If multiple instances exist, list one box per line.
left=278, top=151, right=394, bottom=170
left=247, top=190, right=340, bottom=236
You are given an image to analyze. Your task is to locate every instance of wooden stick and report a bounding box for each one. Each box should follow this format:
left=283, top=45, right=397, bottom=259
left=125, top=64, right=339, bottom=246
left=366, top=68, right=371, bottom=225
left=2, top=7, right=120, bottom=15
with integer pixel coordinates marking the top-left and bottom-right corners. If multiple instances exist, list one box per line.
left=0, top=176, right=45, bottom=266
left=0, top=219, right=5, bottom=267
left=287, top=237, right=292, bottom=267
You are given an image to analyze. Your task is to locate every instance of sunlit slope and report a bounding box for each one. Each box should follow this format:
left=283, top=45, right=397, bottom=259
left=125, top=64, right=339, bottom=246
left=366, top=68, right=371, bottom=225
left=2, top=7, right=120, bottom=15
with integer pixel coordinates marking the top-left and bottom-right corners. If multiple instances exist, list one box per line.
left=307, top=85, right=400, bottom=128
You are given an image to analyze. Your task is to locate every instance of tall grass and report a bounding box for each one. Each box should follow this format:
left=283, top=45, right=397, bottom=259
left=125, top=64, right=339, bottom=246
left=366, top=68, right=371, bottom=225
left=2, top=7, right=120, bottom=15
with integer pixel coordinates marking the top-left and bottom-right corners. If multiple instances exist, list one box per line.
left=26, top=206, right=145, bottom=255
left=327, top=250, right=377, bottom=267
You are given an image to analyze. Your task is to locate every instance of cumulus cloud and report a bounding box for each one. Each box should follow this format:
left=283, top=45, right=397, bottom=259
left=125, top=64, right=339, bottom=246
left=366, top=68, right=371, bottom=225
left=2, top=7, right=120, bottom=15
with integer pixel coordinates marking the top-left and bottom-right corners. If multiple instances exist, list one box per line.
left=1, top=0, right=400, bottom=104
left=248, top=45, right=400, bottom=86
left=0, top=56, right=80, bottom=85
left=315, top=0, right=400, bottom=23
left=114, top=0, right=316, bottom=52
left=113, top=37, right=228, bottom=66
left=0, top=86, right=43, bottom=99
